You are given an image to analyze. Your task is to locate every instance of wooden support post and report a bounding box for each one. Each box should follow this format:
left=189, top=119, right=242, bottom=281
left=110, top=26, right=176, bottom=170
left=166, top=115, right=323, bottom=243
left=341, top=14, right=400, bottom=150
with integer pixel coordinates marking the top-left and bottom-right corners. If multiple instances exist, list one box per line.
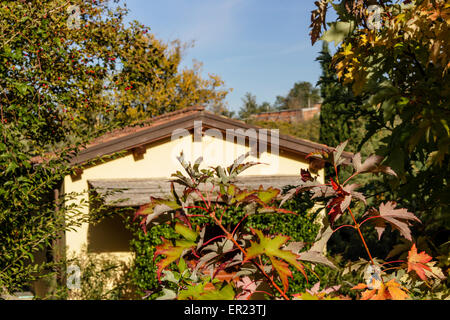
left=132, top=145, right=146, bottom=161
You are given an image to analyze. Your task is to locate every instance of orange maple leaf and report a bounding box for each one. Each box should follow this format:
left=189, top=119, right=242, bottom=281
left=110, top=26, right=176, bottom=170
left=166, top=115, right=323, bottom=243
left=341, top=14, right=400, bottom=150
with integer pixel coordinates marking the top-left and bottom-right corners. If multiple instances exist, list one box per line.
left=407, top=243, right=432, bottom=281
left=352, top=279, right=409, bottom=300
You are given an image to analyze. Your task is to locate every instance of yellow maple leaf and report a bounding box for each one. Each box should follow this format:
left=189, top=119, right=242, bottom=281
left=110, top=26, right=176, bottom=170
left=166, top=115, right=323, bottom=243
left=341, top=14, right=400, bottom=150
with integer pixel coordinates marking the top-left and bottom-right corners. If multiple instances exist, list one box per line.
left=352, top=279, right=409, bottom=300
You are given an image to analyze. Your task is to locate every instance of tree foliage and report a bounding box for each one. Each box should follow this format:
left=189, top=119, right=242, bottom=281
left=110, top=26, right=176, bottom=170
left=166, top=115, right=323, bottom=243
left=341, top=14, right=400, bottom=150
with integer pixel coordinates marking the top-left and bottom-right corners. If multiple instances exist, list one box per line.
left=274, top=81, right=321, bottom=110
left=238, top=80, right=321, bottom=120
left=0, top=0, right=229, bottom=294
left=317, top=42, right=367, bottom=154
left=238, top=92, right=271, bottom=120
left=248, top=116, right=321, bottom=142
left=310, top=0, right=449, bottom=258
left=134, top=144, right=447, bottom=300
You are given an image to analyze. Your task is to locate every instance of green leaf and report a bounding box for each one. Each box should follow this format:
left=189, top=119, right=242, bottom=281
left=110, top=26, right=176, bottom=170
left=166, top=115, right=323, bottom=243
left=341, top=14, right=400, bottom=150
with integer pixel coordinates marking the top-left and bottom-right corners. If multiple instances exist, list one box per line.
left=156, top=288, right=177, bottom=300
left=178, top=281, right=235, bottom=300
left=6, top=161, right=19, bottom=174
left=177, top=256, right=187, bottom=274
left=178, top=283, right=206, bottom=300
left=256, top=186, right=280, bottom=204
left=245, top=229, right=307, bottom=280
left=14, top=83, right=31, bottom=96
left=161, top=270, right=180, bottom=284
left=175, top=222, right=198, bottom=242
left=199, top=283, right=235, bottom=300
left=154, top=239, right=196, bottom=280
left=320, top=21, right=355, bottom=47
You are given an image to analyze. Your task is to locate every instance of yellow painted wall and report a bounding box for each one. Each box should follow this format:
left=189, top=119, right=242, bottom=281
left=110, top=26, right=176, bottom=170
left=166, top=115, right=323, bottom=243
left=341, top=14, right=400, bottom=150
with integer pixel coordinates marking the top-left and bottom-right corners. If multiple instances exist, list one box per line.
left=64, top=133, right=325, bottom=262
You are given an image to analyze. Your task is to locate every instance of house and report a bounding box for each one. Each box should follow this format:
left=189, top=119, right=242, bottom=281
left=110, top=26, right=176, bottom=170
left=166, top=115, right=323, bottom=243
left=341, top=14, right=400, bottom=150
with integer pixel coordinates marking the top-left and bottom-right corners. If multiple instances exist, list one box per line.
left=250, top=103, right=321, bottom=123
left=60, top=105, right=346, bottom=265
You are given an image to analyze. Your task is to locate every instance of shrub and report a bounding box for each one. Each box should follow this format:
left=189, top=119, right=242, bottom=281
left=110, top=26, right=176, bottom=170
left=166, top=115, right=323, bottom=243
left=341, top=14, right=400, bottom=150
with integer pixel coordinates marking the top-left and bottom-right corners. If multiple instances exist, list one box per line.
left=134, top=143, right=447, bottom=300
left=126, top=180, right=321, bottom=298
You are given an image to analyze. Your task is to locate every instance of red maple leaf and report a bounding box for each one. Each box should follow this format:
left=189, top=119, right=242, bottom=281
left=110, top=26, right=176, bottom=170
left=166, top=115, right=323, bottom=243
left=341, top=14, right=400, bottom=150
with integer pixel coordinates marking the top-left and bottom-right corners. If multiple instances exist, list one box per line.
left=352, top=279, right=409, bottom=300
left=326, top=178, right=350, bottom=225
left=300, top=169, right=314, bottom=182
left=407, top=244, right=432, bottom=281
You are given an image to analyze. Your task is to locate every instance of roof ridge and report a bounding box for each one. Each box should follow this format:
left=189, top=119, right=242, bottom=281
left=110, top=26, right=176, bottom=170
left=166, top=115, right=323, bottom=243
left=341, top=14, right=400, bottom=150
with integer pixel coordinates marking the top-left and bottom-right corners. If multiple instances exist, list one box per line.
left=84, top=105, right=206, bottom=147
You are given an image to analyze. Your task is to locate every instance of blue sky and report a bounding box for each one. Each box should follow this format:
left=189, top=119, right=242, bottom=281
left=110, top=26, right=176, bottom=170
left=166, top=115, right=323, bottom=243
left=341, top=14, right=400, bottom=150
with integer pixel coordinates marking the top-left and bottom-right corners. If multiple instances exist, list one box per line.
left=123, top=0, right=328, bottom=113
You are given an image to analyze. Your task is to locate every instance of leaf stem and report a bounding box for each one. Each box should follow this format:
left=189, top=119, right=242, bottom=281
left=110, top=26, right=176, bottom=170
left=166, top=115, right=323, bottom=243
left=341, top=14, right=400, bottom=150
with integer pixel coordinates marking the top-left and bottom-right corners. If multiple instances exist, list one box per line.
left=359, top=215, right=382, bottom=227
left=343, top=172, right=358, bottom=185
left=232, top=213, right=250, bottom=237
left=200, top=235, right=227, bottom=248
left=380, top=260, right=404, bottom=266
left=347, top=207, right=375, bottom=265
left=209, top=210, right=290, bottom=300
left=331, top=224, right=356, bottom=235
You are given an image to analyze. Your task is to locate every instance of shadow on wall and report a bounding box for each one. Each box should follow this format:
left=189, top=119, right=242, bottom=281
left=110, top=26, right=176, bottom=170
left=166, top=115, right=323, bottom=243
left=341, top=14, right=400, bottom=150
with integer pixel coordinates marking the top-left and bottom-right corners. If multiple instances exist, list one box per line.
left=87, top=212, right=134, bottom=253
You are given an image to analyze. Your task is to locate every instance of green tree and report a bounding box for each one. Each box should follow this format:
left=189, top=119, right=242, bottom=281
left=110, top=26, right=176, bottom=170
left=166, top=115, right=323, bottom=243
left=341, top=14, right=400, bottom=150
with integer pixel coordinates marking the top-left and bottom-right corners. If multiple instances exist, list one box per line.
left=238, top=92, right=260, bottom=119
left=310, top=0, right=449, bottom=257
left=316, top=42, right=366, bottom=154
left=249, top=116, right=321, bottom=143
left=208, top=101, right=235, bottom=118
left=0, top=0, right=230, bottom=295
left=274, top=81, right=321, bottom=110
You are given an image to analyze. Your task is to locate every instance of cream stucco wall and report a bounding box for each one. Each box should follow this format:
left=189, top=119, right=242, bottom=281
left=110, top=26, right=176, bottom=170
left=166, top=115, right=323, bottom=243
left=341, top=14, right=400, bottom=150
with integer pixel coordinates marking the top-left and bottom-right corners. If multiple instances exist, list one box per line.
left=63, top=132, right=324, bottom=262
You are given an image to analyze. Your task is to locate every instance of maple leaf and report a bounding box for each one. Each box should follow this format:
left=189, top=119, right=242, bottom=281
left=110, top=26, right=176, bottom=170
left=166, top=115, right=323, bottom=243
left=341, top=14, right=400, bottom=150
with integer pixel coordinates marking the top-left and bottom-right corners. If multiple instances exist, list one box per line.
left=245, top=229, right=307, bottom=288
left=174, top=222, right=198, bottom=242
left=154, top=239, right=196, bottom=281
left=154, top=222, right=198, bottom=281
left=293, top=282, right=345, bottom=300
left=325, top=178, right=350, bottom=225
left=362, top=202, right=421, bottom=241
left=255, top=185, right=281, bottom=204
left=352, top=153, right=397, bottom=176
left=307, top=141, right=349, bottom=166
left=231, top=186, right=281, bottom=206
left=300, top=168, right=315, bottom=182
left=407, top=243, right=432, bottom=281
left=235, top=276, right=258, bottom=300
left=135, top=195, right=182, bottom=232
left=352, top=279, right=409, bottom=300
left=310, top=0, right=329, bottom=45
left=178, top=280, right=235, bottom=300
left=343, top=183, right=366, bottom=204
left=270, top=257, right=292, bottom=293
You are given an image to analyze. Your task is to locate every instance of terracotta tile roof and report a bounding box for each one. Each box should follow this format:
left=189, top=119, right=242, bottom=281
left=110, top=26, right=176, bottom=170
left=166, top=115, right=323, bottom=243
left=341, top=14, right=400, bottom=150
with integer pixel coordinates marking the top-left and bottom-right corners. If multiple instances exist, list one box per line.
left=30, top=106, right=205, bottom=164
left=85, top=105, right=206, bottom=148
left=32, top=105, right=352, bottom=166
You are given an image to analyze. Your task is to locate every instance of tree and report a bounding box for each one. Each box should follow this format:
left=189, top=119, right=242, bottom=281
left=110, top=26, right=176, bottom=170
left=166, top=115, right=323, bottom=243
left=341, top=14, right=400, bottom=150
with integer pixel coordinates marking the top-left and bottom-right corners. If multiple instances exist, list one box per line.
left=317, top=41, right=367, bottom=154
left=113, top=48, right=231, bottom=123
left=274, top=81, right=321, bottom=110
left=310, top=0, right=449, bottom=255
left=249, top=116, right=321, bottom=142
left=0, top=0, right=229, bottom=294
left=259, top=101, right=272, bottom=113
left=238, top=92, right=260, bottom=119
left=208, top=101, right=235, bottom=118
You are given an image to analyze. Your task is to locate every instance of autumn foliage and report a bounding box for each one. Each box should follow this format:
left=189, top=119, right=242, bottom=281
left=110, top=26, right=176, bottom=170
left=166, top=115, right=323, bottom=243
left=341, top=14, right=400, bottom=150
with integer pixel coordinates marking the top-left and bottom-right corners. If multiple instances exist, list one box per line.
left=135, top=142, right=447, bottom=300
